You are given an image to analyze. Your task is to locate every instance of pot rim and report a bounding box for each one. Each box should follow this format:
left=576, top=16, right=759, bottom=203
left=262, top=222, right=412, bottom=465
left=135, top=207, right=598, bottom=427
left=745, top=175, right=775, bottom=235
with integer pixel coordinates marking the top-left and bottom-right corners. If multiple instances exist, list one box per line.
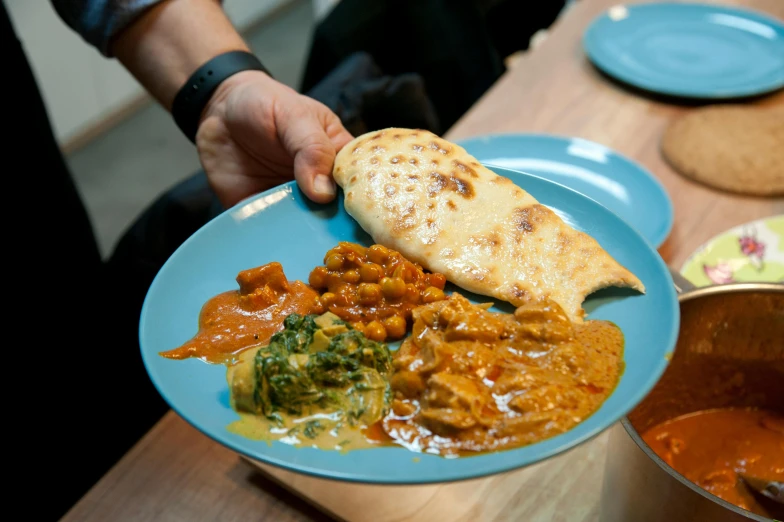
left=620, top=282, right=784, bottom=522
left=678, top=282, right=784, bottom=303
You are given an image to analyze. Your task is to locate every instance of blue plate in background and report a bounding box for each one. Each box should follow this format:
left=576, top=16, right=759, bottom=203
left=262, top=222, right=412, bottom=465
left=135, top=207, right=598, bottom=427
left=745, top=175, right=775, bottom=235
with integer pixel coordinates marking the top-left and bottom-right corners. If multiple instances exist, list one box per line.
left=456, top=134, right=673, bottom=248
left=140, top=166, right=679, bottom=484
left=583, top=2, right=784, bottom=99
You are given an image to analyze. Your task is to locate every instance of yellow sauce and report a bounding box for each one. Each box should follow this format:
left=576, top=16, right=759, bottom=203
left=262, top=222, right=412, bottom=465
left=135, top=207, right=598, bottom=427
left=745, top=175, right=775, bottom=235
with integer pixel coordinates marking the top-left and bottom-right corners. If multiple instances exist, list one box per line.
left=228, top=411, right=381, bottom=451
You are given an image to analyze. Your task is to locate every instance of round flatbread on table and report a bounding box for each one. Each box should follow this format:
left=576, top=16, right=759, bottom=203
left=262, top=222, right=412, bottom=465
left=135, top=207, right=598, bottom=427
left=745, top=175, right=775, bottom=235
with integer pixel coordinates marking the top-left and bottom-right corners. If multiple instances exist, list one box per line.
left=661, top=105, right=784, bottom=197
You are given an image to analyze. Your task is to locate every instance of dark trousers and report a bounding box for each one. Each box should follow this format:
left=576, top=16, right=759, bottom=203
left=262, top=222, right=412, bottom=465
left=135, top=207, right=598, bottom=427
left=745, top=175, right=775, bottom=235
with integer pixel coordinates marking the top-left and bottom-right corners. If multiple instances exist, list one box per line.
left=4, top=4, right=179, bottom=519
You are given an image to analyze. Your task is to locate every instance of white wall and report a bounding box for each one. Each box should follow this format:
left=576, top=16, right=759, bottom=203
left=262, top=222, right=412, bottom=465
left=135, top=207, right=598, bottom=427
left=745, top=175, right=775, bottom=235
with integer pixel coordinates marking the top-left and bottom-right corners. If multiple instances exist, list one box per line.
left=223, top=0, right=290, bottom=27
left=6, top=0, right=290, bottom=145
left=312, top=0, right=339, bottom=21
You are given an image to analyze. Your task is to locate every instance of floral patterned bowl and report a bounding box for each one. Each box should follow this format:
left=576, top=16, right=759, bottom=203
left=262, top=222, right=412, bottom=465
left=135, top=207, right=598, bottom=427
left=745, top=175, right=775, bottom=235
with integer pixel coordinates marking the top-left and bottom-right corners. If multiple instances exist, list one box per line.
left=681, top=215, right=784, bottom=287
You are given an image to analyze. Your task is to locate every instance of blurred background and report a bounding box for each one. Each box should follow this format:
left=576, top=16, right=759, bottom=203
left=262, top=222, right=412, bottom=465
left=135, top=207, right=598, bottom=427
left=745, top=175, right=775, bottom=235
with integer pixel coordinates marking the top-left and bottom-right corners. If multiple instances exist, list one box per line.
left=6, top=0, right=570, bottom=258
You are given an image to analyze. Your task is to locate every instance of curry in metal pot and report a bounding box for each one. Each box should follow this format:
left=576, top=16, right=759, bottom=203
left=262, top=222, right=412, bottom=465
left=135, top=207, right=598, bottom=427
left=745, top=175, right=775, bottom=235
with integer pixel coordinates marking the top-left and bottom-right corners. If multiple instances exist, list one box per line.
left=381, top=293, right=624, bottom=455
left=642, top=408, right=784, bottom=518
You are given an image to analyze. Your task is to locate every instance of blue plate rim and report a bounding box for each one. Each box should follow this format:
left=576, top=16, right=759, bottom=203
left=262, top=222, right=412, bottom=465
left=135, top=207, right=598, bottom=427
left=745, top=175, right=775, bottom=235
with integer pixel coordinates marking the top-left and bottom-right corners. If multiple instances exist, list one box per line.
left=454, top=132, right=674, bottom=248
left=139, top=167, right=680, bottom=484
left=582, top=1, right=784, bottom=99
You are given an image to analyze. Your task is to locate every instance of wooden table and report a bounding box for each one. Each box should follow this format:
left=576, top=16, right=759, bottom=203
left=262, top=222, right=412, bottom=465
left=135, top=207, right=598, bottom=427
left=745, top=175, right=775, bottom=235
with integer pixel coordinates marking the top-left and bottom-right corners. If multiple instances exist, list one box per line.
left=63, top=0, right=784, bottom=520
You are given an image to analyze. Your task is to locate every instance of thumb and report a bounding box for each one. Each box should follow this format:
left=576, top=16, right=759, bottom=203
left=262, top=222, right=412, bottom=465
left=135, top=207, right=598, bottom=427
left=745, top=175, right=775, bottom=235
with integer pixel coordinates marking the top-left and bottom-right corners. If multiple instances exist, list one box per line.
left=285, top=116, right=340, bottom=204
left=327, top=121, right=354, bottom=154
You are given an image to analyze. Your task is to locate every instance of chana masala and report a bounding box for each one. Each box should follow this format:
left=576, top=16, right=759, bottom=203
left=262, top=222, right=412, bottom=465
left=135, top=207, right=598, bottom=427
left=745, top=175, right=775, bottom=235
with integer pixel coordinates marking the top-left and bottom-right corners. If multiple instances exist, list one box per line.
left=309, top=242, right=447, bottom=342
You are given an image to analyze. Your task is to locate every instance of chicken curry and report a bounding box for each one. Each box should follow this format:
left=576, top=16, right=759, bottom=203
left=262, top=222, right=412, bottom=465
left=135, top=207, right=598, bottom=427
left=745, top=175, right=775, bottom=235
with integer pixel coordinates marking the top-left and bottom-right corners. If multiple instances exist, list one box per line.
left=380, top=293, right=624, bottom=455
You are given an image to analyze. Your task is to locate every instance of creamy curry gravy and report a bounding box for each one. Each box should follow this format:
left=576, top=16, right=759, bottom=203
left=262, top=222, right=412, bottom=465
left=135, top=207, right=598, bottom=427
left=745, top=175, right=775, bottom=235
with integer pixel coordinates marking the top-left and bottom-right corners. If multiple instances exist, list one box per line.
left=379, top=294, right=624, bottom=455
left=227, top=411, right=380, bottom=451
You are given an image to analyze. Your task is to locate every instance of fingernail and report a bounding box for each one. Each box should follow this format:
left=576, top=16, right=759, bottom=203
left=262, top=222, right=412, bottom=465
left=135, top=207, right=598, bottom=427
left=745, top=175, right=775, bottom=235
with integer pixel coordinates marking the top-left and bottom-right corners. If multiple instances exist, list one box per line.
left=314, top=175, right=335, bottom=197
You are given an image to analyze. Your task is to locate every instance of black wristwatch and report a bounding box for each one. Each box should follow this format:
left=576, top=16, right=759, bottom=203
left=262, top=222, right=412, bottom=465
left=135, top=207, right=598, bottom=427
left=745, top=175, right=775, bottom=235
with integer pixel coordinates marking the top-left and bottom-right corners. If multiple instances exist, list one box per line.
left=171, top=50, right=271, bottom=143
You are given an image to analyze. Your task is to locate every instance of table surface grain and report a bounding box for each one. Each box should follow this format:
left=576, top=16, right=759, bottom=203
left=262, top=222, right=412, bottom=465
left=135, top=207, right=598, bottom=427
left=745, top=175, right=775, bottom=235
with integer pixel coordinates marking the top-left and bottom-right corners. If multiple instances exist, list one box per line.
left=63, top=0, right=784, bottom=520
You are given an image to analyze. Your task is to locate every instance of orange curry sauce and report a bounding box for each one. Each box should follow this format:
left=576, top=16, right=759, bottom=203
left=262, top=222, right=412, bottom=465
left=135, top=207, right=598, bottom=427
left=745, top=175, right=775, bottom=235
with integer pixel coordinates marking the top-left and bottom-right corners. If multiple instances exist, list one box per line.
left=160, top=262, right=318, bottom=364
left=642, top=408, right=784, bottom=517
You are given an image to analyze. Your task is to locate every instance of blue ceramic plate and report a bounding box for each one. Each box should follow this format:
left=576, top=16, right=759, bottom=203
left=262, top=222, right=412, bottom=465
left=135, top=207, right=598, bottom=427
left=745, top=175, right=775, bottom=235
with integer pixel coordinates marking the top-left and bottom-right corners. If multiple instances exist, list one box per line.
left=140, top=166, right=679, bottom=484
left=583, top=2, right=784, bottom=99
left=456, top=133, right=673, bottom=248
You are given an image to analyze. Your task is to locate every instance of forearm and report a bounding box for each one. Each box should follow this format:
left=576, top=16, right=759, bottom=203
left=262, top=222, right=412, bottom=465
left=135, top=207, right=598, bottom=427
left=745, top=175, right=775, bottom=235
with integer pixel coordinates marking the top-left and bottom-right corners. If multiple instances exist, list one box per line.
left=110, top=0, right=250, bottom=110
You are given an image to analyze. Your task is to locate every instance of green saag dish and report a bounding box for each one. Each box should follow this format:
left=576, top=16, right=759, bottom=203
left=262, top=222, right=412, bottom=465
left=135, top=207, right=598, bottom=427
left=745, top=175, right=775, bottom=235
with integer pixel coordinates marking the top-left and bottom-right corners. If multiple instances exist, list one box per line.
left=227, top=312, right=393, bottom=449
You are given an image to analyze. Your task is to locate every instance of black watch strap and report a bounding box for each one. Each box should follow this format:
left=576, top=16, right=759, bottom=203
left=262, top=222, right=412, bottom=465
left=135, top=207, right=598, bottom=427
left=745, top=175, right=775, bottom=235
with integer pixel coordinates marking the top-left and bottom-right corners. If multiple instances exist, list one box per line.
left=172, top=50, right=270, bottom=143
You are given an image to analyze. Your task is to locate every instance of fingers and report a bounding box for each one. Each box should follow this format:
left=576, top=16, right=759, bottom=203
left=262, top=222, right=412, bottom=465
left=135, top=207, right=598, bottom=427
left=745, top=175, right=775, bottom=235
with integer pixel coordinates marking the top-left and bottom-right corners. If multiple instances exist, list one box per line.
left=285, top=116, right=340, bottom=204
left=284, top=102, right=357, bottom=204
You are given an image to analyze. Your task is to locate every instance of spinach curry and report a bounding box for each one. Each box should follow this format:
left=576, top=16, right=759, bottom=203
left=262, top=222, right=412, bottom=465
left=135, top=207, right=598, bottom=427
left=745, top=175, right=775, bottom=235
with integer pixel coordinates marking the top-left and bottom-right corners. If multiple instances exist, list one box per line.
left=227, top=312, right=393, bottom=450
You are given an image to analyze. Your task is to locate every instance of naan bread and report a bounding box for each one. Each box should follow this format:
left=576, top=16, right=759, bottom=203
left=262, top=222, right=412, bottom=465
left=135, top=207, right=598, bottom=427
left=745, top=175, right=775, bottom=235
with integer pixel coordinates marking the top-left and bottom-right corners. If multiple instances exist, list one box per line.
left=333, top=128, right=644, bottom=321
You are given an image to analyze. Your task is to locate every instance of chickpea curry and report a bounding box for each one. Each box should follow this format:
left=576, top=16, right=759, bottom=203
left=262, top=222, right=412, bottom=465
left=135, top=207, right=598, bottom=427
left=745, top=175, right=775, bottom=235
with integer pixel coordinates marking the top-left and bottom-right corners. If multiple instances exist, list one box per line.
left=381, top=293, right=624, bottom=455
left=308, top=242, right=447, bottom=342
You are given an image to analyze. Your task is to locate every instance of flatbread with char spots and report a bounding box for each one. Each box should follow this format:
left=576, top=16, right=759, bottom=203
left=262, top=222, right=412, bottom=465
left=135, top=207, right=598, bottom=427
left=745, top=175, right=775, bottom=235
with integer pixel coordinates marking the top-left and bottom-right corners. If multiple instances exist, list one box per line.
left=332, top=128, right=644, bottom=322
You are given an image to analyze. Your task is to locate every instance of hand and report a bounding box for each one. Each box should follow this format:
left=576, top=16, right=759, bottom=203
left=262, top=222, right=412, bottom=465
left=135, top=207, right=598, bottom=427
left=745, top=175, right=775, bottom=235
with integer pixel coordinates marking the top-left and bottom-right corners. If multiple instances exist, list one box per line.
left=196, top=70, right=353, bottom=208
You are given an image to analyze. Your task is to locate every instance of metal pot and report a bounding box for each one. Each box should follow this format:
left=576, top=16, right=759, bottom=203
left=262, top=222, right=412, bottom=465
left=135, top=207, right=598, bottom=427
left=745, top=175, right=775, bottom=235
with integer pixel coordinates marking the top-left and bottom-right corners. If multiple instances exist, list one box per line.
left=600, top=279, right=784, bottom=522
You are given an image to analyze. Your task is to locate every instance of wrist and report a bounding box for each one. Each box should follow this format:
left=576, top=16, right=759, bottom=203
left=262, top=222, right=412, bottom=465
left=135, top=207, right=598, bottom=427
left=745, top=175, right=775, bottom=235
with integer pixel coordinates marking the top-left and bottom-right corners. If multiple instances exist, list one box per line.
left=201, top=69, right=272, bottom=122
left=172, top=52, right=271, bottom=143
left=113, top=0, right=251, bottom=108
